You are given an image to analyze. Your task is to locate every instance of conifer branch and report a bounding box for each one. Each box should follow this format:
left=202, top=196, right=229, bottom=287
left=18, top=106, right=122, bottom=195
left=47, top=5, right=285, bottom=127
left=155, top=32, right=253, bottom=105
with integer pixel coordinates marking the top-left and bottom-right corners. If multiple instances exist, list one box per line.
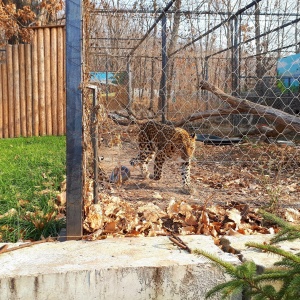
left=194, top=211, right=300, bottom=299
left=245, top=242, right=300, bottom=264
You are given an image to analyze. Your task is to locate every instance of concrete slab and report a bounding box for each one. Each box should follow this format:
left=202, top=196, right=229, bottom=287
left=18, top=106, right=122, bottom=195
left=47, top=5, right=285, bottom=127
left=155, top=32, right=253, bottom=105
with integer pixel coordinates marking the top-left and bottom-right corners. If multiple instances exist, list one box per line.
left=225, top=234, right=300, bottom=269
left=0, top=236, right=240, bottom=300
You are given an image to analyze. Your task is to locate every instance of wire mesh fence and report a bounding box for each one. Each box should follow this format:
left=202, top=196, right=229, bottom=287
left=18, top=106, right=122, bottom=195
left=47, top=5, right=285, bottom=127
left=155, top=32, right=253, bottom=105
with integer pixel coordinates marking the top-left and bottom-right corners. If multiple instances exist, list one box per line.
left=80, top=0, right=300, bottom=238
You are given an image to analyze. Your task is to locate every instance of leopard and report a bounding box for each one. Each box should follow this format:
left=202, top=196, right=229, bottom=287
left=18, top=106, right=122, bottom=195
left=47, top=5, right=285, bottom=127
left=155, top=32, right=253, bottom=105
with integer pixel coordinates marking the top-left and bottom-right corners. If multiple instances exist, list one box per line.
left=130, top=121, right=196, bottom=194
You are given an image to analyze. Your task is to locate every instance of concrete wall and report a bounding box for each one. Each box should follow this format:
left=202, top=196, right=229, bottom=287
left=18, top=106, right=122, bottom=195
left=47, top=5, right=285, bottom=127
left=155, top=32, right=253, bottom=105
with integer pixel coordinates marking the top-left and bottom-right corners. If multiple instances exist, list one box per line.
left=0, top=236, right=240, bottom=300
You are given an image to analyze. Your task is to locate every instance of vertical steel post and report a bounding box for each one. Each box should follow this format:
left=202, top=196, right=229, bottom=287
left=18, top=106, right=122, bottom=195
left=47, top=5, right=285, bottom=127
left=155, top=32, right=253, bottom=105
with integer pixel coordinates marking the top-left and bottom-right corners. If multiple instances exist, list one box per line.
left=150, top=58, right=155, bottom=111
left=238, top=14, right=242, bottom=95
left=88, top=85, right=99, bottom=204
left=161, top=14, right=168, bottom=124
left=231, top=16, right=240, bottom=135
left=105, top=56, right=109, bottom=103
left=126, top=57, right=132, bottom=109
left=231, top=16, right=239, bottom=96
left=66, top=0, right=83, bottom=239
left=204, top=57, right=209, bottom=110
left=204, top=57, right=209, bottom=81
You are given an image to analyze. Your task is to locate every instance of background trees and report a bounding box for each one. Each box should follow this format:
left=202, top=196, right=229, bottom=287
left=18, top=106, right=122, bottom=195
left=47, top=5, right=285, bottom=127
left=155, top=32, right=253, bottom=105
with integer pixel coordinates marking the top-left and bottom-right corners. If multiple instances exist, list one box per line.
left=0, top=0, right=64, bottom=44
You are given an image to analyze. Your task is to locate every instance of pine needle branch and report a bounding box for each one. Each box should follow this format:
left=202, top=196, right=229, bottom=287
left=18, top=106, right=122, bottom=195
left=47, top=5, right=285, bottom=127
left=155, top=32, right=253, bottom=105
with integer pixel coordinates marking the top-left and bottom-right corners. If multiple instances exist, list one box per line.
left=259, top=210, right=300, bottom=244
left=245, top=242, right=300, bottom=264
left=193, top=249, right=236, bottom=275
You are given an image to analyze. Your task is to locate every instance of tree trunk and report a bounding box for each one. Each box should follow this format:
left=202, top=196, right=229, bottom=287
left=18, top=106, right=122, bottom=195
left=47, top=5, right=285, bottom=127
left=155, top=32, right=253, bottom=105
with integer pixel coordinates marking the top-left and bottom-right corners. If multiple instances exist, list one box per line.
left=158, top=0, right=181, bottom=114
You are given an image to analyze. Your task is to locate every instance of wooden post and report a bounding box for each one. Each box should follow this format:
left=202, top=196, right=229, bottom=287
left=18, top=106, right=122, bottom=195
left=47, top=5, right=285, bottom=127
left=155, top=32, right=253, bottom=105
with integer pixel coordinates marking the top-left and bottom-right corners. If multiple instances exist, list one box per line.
left=12, top=45, right=21, bottom=137
left=57, top=26, right=64, bottom=135
left=51, top=28, right=58, bottom=135
left=19, top=44, right=27, bottom=137
left=37, top=28, right=46, bottom=136
left=32, top=31, right=39, bottom=136
left=44, top=27, right=52, bottom=135
left=25, top=44, right=33, bottom=137
left=63, top=28, right=66, bottom=134
left=1, top=64, right=8, bottom=138
left=6, top=45, right=14, bottom=138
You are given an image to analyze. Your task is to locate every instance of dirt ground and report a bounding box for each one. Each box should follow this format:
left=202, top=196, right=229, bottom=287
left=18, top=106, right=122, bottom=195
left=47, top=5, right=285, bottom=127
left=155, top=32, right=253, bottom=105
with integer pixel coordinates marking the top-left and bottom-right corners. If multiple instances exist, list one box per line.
left=99, top=129, right=300, bottom=213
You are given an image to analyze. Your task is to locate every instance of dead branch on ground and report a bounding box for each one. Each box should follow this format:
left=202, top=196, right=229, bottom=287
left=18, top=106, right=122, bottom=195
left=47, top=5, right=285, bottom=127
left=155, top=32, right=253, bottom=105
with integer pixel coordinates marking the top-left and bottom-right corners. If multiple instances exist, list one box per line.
left=169, top=234, right=192, bottom=253
left=0, top=237, right=55, bottom=255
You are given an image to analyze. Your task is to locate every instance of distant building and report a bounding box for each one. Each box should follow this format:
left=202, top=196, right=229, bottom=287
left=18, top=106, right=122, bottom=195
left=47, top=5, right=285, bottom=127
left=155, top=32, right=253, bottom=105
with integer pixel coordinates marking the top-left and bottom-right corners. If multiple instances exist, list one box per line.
left=277, top=53, right=300, bottom=93
left=89, top=72, right=128, bottom=110
left=90, top=72, right=116, bottom=84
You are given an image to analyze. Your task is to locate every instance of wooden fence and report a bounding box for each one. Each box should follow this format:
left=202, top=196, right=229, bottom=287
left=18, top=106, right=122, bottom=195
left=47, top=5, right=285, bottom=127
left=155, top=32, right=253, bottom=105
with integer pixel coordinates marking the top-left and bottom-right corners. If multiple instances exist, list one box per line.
left=0, top=25, right=65, bottom=138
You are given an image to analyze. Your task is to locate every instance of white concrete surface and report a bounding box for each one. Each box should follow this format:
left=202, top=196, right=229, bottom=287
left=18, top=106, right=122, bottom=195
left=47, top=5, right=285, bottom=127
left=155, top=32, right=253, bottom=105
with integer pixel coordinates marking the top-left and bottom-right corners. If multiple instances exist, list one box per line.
left=0, top=236, right=240, bottom=300
left=226, top=234, right=300, bottom=269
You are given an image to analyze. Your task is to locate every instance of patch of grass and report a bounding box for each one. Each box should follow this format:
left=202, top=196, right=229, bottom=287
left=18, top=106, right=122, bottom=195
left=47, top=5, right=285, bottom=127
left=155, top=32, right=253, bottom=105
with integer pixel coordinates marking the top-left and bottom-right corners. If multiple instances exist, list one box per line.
left=0, top=136, right=66, bottom=242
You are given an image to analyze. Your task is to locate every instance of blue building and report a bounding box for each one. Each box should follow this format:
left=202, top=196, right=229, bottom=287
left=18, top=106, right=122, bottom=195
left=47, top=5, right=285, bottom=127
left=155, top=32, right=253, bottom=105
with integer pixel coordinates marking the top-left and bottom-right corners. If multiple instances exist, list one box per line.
left=277, top=53, right=300, bottom=93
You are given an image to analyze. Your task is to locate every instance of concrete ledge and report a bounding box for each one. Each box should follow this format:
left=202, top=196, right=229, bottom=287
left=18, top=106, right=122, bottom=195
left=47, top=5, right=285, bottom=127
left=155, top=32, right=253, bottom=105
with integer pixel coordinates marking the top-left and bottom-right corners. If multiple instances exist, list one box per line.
left=226, top=235, right=300, bottom=269
left=0, top=236, right=240, bottom=300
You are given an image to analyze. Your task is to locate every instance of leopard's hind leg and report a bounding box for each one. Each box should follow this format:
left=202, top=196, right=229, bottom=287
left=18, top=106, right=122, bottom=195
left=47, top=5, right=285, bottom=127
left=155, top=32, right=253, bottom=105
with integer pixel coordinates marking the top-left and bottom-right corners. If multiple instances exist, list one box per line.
left=153, top=151, right=167, bottom=180
left=130, top=146, right=155, bottom=179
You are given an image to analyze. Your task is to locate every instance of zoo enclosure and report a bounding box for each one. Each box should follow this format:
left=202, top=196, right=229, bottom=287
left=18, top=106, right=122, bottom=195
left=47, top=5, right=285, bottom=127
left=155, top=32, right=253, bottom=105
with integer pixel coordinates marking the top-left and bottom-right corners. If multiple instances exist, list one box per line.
left=66, top=0, right=300, bottom=238
left=87, top=0, right=300, bottom=114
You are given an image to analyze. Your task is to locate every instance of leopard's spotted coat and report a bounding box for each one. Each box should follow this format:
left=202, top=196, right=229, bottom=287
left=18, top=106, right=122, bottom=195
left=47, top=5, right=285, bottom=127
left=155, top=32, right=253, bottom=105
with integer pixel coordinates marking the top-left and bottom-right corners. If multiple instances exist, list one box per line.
left=130, top=121, right=196, bottom=194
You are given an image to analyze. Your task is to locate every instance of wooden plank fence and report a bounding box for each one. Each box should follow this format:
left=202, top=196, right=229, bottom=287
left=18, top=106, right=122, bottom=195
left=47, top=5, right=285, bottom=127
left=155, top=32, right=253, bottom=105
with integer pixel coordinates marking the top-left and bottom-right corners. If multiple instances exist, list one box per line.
left=0, top=25, right=66, bottom=138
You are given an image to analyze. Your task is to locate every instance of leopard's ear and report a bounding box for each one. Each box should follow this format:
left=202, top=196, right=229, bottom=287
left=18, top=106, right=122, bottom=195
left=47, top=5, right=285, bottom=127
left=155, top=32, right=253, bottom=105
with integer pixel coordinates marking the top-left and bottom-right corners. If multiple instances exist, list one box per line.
left=190, top=133, right=196, bottom=139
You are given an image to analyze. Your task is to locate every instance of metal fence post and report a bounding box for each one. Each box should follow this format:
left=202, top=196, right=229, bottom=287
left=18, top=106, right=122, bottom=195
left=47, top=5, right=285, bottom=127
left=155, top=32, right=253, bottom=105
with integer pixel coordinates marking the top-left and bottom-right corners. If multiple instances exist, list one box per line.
left=86, top=84, right=99, bottom=204
left=66, top=0, right=83, bottom=240
left=161, top=14, right=168, bottom=124
left=127, top=57, right=133, bottom=109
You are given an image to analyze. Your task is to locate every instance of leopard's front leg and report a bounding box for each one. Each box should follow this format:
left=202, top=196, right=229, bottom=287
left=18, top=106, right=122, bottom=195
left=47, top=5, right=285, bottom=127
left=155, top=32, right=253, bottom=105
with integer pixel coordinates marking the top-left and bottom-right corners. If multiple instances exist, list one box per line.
left=180, top=159, right=194, bottom=194
left=130, top=150, right=154, bottom=179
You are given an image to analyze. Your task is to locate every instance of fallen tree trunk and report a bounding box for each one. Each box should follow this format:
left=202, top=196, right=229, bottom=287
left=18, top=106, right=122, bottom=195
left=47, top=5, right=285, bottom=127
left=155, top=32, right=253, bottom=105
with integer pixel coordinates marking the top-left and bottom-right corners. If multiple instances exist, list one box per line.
left=108, top=81, right=300, bottom=134
left=199, top=80, right=300, bottom=133
left=173, top=108, right=240, bottom=127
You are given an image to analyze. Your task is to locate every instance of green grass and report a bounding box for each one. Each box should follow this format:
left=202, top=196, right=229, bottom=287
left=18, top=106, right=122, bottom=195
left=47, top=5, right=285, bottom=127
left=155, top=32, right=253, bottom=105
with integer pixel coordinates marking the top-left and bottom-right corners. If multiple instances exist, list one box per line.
left=0, top=136, right=66, bottom=242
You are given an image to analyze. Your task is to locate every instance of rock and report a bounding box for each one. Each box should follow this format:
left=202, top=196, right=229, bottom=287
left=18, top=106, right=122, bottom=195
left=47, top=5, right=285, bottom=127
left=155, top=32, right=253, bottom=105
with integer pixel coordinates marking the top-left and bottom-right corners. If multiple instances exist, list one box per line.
left=109, top=166, right=131, bottom=184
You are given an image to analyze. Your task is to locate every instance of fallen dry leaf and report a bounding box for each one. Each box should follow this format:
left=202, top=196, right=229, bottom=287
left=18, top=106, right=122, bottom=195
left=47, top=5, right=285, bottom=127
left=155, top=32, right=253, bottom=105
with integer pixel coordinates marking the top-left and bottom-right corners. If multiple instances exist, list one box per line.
left=199, top=210, right=210, bottom=226
left=167, top=199, right=180, bottom=216
left=227, top=208, right=242, bottom=227
left=83, top=204, right=104, bottom=232
left=179, top=226, right=196, bottom=235
left=284, top=208, right=300, bottom=223
left=56, top=191, right=66, bottom=206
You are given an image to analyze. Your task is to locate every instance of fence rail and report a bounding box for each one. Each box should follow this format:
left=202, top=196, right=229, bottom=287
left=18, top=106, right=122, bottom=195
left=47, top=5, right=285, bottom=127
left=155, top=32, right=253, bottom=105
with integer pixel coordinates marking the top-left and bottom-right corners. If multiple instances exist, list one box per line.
left=0, top=26, right=66, bottom=138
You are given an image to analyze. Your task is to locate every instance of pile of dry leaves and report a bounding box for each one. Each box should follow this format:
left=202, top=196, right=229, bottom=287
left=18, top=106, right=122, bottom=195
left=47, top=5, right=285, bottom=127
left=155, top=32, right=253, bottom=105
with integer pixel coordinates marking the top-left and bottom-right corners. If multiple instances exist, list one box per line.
left=81, top=187, right=300, bottom=241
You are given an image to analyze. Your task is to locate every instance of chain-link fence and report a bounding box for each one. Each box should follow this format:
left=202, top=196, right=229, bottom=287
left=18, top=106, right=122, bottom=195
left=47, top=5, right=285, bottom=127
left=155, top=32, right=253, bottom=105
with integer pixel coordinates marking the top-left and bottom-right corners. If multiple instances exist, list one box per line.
left=80, top=0, right=300, bottom=238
